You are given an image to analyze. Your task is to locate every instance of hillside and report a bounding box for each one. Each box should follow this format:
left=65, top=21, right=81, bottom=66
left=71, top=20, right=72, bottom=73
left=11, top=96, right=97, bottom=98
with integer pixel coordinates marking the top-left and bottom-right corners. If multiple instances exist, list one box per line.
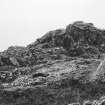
left=0, top=21, right=105, bottom=105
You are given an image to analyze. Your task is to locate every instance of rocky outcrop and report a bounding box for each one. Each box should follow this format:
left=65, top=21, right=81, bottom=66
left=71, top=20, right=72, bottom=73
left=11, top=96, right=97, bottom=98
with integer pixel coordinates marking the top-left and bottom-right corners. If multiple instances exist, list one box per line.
left=0, top=21, right=105, bottom=67
left=1, top=21, right=105, bottom=105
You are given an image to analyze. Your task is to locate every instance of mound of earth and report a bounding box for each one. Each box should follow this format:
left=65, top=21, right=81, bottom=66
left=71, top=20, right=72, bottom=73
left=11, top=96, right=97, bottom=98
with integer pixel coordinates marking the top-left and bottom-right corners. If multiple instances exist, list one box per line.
left=0, top=21, right=105, bottom=105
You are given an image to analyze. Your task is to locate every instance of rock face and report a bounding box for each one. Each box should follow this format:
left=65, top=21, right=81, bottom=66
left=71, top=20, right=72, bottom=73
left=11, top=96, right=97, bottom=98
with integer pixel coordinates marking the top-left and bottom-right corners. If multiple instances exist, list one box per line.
left=1, top=21, right=105, bottom=105
left=0, top=21, right=105, bottom=67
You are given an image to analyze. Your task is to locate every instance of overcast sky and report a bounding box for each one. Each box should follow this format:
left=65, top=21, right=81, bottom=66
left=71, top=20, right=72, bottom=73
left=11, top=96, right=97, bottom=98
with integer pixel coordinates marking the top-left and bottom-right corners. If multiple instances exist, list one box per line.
left=0, top=0, right=105, bottom=51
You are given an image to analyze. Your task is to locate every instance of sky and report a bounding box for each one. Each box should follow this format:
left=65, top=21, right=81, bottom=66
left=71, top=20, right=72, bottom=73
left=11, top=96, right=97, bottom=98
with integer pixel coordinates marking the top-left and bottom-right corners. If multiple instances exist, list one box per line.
left=0, top=0, right=105, bottom=51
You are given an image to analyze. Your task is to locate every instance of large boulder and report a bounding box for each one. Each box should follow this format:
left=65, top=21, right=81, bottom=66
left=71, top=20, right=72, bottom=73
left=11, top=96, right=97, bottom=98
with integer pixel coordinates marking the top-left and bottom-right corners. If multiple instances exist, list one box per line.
left=9, top=57, right=19, bottom=66
left=66, top=21, right=104, bottom=47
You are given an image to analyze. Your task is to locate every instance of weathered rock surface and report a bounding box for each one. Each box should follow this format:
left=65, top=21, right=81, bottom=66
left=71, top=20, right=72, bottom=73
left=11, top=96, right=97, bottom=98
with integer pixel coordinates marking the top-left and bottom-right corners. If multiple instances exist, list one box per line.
left=0, top=21, right=105, bottom=67
left=1, top=21, right=105, bottom=105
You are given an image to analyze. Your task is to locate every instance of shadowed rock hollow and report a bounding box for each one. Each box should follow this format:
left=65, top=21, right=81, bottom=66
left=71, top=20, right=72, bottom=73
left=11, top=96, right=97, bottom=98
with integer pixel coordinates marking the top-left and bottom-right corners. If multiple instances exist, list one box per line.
left=0, top=21, right=105, bottom=105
